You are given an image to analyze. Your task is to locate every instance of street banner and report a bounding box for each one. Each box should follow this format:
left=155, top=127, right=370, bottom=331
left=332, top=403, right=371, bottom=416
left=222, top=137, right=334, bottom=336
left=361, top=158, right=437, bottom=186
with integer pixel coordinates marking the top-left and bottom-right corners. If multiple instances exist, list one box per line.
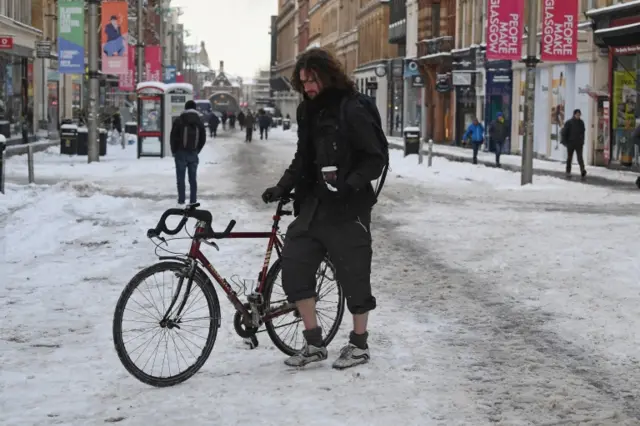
left=541, top=0, right=578, bottom=62
left=119, top=47, right=135, bottom=91
left=145, top=46, right=162, bottom=82
left=58, top=0, right=84, bottom=74
left=101, top=1, right=129, bottom=75
left=486, top=0, right=525, bottom=61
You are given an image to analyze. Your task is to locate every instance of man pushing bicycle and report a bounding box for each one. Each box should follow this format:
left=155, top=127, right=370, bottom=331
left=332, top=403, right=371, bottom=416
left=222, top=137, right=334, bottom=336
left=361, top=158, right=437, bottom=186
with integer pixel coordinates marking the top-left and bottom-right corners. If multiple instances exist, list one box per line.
left=262, top=48, right=388, bottom=370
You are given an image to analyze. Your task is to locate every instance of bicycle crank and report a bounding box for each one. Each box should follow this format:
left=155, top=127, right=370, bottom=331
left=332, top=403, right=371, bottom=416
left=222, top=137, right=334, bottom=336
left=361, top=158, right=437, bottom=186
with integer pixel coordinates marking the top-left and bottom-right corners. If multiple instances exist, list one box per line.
left=233, top=304, right=259, bottom=349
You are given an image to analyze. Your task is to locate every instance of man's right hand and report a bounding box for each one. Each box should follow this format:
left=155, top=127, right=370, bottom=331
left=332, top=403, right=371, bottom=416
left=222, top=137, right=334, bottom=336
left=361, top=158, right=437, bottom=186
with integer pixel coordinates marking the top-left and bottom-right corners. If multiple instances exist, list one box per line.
left=261, top=185, right=285, bottom=203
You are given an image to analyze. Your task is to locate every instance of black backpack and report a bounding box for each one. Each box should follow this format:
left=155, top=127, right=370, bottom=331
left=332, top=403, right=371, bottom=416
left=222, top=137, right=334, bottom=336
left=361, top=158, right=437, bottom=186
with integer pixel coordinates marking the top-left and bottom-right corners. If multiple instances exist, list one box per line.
left=339, top=92, right=389, bottom=198
left=182, top=121, right=200, bottom=151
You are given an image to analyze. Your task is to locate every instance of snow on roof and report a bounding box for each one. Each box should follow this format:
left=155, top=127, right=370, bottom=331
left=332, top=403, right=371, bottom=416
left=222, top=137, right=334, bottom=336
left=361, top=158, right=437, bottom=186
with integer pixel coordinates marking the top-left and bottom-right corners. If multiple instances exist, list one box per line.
left=136, top=81, right=166, bottom=92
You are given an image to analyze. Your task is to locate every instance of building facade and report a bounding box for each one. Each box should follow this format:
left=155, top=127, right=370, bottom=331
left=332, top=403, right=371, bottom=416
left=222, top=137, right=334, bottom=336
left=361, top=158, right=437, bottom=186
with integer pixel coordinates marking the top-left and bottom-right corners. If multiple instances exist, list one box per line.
left=353, top=1, right=396, bottom=135
left=417, top=0, right=456, bottom=144
left=335, top=0, right=358, bottom=75
left=272, top=0, right=298, bottom=120
left=0, top=0, right=42, bottom=141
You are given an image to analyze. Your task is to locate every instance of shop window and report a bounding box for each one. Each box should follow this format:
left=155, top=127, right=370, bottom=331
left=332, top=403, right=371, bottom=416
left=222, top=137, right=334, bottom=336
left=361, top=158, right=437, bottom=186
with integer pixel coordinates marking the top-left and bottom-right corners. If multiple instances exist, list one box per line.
left=611, top=54, right=638, bottom=166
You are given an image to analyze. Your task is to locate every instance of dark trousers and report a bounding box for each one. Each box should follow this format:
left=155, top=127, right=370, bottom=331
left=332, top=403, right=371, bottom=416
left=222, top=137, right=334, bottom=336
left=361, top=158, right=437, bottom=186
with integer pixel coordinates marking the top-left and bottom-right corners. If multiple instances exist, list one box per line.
left=210, top=126, right=217, bottom=137
left=494, top=140, right=504, bottom=166
left=246, top=127, right=253, bottom=142
left=566, top=144, right=586, bottom=174
left=260, top=127, right=268, bottom=139
left=281, top=205, right=376, bottom=315
left=472, top=140, right=483, bottom=164
left=174, top=150, right=199, bottom=204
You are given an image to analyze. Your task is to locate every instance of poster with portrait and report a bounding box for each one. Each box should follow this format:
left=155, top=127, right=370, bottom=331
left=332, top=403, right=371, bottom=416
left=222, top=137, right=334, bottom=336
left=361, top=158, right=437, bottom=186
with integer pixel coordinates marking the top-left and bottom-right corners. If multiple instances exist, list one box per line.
left=101, top=1, right=128, bottom=75
left=549, top=65, right=567, bottom=161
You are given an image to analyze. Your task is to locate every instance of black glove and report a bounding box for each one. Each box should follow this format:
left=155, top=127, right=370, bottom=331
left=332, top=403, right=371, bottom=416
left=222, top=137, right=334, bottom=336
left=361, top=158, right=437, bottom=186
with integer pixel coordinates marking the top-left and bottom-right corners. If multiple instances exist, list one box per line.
left=262, top=185, right=285, bottom=203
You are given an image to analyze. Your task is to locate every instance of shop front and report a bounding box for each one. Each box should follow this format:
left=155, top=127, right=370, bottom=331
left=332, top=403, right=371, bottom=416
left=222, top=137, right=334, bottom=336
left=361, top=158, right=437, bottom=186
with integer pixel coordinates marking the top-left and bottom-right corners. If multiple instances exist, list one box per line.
left=451, top=47, right=478, bottom=144
left=353, top=60, right=389, bottom=134
left=484, top=61, right=513, bottom=154
left=403, top=59, right=422, bottom=129
left=418, top=37, right=454, bottom=144
left=588, top=1, right=640, bottom=168
left=0, top=47, right=34, bottom=141
left=386, top=58, right=404, bottom=137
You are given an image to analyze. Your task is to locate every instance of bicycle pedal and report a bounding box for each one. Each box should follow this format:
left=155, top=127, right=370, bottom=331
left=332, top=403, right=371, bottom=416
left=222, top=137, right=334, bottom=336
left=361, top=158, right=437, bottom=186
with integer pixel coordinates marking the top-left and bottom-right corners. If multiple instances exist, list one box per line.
left=243, top=336, right=259, bottom=349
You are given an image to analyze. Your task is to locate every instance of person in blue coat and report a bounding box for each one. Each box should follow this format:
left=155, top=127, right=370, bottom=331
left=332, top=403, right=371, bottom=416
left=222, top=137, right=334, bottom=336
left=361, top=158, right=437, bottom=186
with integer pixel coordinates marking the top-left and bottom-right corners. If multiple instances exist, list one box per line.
left=463, top=117, right=485, bottom=164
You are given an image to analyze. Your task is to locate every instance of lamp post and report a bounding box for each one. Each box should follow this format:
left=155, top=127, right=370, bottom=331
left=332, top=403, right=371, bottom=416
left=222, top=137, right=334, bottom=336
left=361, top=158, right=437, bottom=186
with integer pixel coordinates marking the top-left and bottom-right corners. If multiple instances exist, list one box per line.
left=520, top=0, right=539, bottom=185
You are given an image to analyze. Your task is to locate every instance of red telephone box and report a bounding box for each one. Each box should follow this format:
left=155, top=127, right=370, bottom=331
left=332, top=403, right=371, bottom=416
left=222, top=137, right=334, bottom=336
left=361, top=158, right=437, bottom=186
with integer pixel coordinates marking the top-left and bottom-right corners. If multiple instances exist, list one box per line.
left=136, top=82, right=166, bottom=158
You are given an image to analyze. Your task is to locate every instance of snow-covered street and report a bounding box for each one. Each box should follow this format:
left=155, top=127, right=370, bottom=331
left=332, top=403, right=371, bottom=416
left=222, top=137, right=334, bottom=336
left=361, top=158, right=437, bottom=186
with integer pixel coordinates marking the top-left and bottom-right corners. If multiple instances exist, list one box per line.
left=2, top=128, right=640, bottom=425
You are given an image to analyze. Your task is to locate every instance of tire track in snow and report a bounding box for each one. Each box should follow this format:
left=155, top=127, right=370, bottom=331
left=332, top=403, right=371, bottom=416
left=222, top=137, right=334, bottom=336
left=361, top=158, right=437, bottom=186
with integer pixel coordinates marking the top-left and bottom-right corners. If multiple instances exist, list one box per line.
left=380, top=181, right=640, bottom=424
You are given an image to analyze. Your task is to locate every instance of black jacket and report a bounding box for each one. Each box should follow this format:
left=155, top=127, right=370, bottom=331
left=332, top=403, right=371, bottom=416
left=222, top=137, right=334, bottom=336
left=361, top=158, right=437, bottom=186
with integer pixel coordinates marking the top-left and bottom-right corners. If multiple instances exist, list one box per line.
left=276, top=88, right=386, bottom=219
left=489, top=119, right=509, bottom=142
left=170, top=109, right=206, bottom=154
left=209, top=113, right=220, bottom=127
left=561, top=117, right=585, bottom=148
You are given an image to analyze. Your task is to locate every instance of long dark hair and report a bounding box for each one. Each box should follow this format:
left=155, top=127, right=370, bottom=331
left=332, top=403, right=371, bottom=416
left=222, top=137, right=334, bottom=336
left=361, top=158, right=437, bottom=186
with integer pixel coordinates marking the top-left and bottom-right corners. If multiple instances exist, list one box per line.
left=290, top=48, right=356, bottom=95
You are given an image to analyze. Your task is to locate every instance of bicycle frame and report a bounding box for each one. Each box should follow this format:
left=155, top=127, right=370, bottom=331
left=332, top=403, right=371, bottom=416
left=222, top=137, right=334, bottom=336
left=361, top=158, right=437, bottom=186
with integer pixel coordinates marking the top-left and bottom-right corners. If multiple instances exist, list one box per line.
left=185, top=209, right=293, bottom=323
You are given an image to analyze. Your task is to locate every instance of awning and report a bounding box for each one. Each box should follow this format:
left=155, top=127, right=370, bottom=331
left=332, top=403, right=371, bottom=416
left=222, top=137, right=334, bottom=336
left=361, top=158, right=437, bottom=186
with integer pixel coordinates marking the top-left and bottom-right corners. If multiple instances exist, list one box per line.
left=586, top=0, right=640, bottom=48
left=270, top=76, right=292, bottom=92
left=594, top=22, right=640, bottom=47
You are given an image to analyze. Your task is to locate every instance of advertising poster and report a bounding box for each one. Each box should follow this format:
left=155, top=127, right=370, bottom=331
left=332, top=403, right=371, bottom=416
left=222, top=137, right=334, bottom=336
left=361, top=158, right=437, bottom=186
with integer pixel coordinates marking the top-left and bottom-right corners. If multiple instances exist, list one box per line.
left=549, top=65, right=567, bottom=161
left=541, top=0, right=578, bottom=62
left=534, top=68, right=550, bottom=157
left=612, top=71, right=636, bottom=163
left=58, top=0, right=84, bottom=74
left=118, top=47, right=135, bottom=91
left=145, top=46, right=161, bottom=82
left=101, top=1, right=129, bottom=75
left=486, top=0, right=525, bottom=61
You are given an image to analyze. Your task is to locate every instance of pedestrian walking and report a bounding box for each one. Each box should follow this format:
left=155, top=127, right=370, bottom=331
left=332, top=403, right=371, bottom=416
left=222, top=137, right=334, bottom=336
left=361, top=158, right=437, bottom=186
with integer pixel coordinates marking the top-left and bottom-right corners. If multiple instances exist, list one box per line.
left=208, top=113, right=219, bottom=138
left=489, top=112, right=509, bottom=167
left=261, top=47, right=388, bottom=370
left=463, top=117, right=484, bottom=164
left=244, top=111, right=255, bottom=142
left=561, top=109, right=587, bottom=179
left=258, top=109, right=272, bottom=140
left=170, top=100, right=206, bottom=206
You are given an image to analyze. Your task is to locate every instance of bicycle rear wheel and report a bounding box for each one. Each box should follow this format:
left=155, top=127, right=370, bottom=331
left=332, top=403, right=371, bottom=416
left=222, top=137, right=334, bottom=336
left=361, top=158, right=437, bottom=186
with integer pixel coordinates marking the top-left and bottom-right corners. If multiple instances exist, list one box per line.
left=264, top=258, right=345, bottom=356
left=113, top=261, right=220, bottom=387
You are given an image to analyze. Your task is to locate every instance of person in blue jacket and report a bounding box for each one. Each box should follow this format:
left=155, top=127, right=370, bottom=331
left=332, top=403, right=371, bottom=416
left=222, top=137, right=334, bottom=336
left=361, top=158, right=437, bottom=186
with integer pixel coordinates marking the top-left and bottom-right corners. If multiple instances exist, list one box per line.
left=463, top=117, right=485, bottom=164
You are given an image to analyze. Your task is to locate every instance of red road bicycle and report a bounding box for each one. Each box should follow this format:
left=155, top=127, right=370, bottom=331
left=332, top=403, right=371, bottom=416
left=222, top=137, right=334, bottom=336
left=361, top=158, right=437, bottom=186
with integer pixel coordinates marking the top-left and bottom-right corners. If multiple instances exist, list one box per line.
left=112, top=195, right=345, bottom=387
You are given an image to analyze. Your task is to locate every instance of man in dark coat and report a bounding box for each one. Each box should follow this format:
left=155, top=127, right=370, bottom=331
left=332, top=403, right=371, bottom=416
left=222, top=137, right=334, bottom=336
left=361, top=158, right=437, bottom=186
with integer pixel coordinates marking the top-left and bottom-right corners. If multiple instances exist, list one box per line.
left=261, top=48, right=385, bottom=370
left=208, top=113, right=219, bottom=137
left=170, top=100, right=206, bottom=206
left=561, top=109, right=587, bottom=178
left=244, top=111, right=255, bottom=142
left=489, top=112, right=509, bottom=167
left=258, top=110, right=272, bottom=140
left=237, top=111, right=246, bottom=130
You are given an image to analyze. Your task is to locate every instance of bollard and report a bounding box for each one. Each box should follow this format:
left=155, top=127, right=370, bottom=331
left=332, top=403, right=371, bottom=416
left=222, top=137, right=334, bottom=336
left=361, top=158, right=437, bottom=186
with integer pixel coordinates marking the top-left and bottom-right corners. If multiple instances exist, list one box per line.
left=0, top=141, right=5, bottom=194
left=27, top=144, right=34, bottom=184
left=427, top=138, right=433, bottom=167
left=418, top=137, right=424, bottom=164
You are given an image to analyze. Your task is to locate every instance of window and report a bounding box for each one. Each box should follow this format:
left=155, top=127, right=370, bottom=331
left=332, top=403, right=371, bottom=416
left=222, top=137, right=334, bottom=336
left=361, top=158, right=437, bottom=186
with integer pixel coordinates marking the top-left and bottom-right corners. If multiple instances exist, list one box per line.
left=431, top=3, right=441, bottom=38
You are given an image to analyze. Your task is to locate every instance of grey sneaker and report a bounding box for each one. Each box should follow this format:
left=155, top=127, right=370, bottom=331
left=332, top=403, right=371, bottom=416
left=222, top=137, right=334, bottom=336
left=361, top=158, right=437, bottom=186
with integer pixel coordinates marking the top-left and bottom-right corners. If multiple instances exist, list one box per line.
left=332, top=343, right=370, bottom=370
left=284, top=344, right=328, bottom=367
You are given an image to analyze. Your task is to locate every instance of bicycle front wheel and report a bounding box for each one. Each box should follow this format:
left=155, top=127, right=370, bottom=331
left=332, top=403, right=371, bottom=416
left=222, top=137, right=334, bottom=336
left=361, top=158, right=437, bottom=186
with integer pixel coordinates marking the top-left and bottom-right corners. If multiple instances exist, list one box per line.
left=113, top=261, right=221, bottom=387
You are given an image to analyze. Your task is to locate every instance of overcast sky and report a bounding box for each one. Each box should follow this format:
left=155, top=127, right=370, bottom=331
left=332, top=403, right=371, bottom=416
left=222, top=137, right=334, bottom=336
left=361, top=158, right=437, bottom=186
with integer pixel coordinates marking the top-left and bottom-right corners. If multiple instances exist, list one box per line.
left=173, top=0, right=278, bottom=79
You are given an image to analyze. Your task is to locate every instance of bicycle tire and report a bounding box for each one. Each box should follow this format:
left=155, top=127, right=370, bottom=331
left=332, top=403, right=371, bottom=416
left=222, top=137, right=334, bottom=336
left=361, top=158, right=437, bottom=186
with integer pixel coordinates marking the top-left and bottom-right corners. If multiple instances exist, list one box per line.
left=113, top=261, right=221, bottom=387
left=264, top=258, right=345, bottom=356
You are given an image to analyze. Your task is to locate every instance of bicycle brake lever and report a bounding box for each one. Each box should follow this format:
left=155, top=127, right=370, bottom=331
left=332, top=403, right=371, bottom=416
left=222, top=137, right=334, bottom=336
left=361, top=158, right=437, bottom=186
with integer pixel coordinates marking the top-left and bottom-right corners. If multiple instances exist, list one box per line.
left=202, top=239, right=219, bottom=251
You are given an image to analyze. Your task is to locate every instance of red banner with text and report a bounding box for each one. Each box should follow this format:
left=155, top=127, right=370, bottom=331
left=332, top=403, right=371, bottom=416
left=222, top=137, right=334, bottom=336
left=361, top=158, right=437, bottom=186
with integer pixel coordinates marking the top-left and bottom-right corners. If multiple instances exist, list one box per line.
left=144, top=46, right=161, bottom=82
left=486, top=0, right=525, bottom=61
left=118, top=47, right=135, bottom=91
left=541, top=0, right=578, bottom=62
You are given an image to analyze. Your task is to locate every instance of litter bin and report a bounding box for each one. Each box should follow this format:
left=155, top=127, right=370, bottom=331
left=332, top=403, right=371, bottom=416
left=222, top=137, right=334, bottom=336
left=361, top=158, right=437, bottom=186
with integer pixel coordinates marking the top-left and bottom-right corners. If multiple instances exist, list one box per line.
left=76, top=126, right=88, bottom=155
left=403, top=126, right=421, bottom=156
left=99, top=128, right=107, bottom=156
left=125, top=121, right=137, bottom=135
left=60, top=124, right=79, bottom=155
left=0, top=120, right=10, bottom=139
left=282, top=118, right=291, bottom=131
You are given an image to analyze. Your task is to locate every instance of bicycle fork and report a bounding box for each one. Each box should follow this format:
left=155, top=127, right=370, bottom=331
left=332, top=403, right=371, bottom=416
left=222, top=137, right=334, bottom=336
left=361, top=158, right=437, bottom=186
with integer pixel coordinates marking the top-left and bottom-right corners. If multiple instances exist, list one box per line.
left=161, top=259, right=198, bottom=326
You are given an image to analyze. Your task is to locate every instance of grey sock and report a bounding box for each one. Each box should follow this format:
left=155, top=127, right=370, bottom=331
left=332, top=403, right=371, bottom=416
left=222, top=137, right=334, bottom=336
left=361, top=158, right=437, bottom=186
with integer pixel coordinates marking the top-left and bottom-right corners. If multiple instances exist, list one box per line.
left=303, top=327, right=323, bottom=347
left=349, top=331, right=368, bottom=350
